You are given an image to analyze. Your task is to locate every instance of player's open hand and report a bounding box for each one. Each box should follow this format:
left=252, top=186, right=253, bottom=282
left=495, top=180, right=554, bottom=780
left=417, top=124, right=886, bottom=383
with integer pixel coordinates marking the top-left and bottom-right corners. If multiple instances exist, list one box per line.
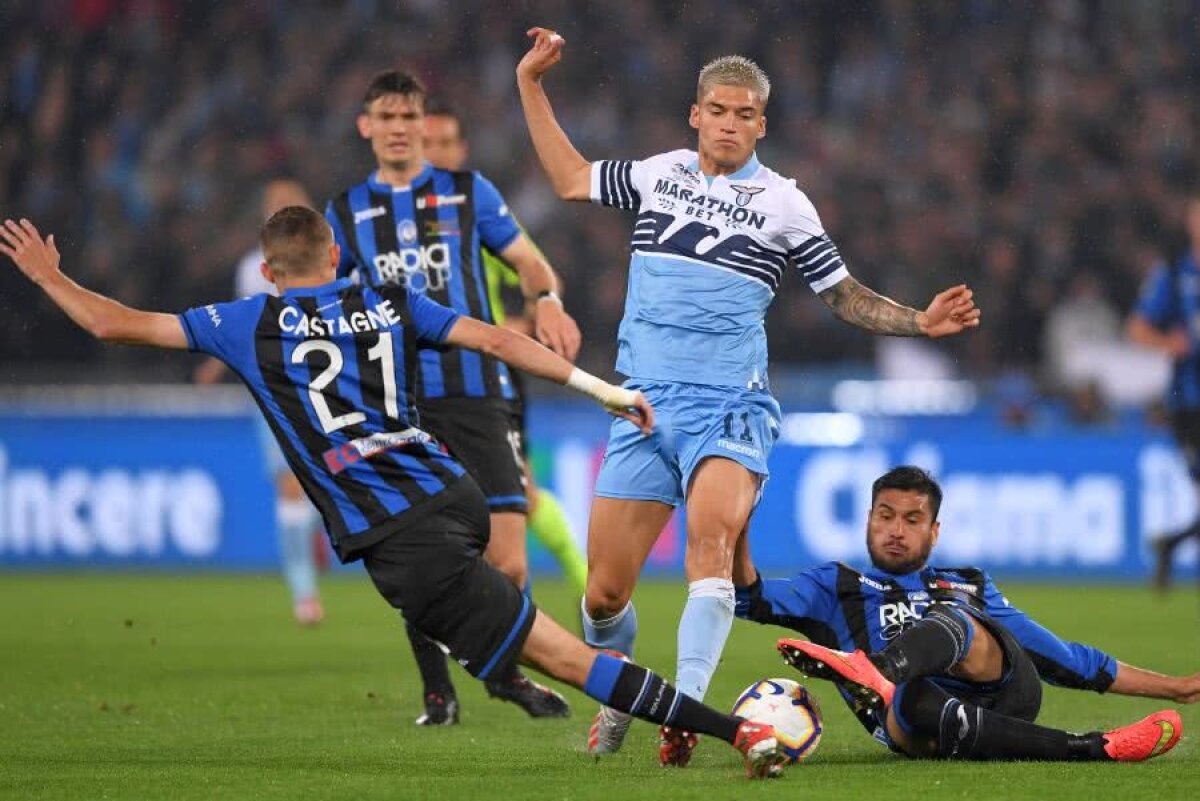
left=535, top=298, right=582, bottom=361
left=517, top=27, right=565, bottom=82
left=918, top=284, right=981, bottom=338
left=607, top=390, right=655, bottom=436
left=0, top=218, right=61, bottom=286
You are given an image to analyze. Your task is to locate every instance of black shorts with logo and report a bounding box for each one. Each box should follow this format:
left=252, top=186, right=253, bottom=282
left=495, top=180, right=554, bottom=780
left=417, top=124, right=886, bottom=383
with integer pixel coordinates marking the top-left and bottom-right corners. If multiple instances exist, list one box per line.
left=360, top=479, right=536, bottom=680
left=419, top=397, right=527, bottom=513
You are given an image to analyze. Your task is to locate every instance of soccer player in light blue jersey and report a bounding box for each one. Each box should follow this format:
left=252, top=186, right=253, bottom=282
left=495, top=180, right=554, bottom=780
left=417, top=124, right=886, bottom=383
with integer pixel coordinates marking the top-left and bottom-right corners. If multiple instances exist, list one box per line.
left=517, top=27, right=981, bottom=765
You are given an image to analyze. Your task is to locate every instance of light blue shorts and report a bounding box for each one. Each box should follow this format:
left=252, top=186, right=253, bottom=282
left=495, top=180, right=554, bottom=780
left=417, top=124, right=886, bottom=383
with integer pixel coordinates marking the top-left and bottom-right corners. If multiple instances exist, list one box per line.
left=594, top=381, right=782, bottom=506
left=254, top=414, right=289, bottom=477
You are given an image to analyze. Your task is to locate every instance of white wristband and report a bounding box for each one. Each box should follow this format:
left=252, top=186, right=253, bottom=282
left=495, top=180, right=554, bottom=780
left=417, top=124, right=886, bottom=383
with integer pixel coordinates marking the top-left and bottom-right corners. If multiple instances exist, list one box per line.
left=566, top=367, right=636, bottom=409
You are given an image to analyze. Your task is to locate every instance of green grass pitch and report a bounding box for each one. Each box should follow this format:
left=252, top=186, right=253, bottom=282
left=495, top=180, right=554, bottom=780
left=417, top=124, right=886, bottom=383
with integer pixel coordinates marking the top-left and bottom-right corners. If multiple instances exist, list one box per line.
left=1, top=574, right=1196, bottom=800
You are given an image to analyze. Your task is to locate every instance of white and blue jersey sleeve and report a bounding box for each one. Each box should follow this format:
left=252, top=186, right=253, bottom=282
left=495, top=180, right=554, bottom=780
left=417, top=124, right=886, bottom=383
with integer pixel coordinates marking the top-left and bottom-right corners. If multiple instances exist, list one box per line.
left=980, top=576, right=1117, bottom=692
left=590, top=158, right=649, bottom=210
left=780, top=188, right=849, bottom=294
left=474, top=172, right=521, bottom=253
left=178, top=295, right=268, bottom=376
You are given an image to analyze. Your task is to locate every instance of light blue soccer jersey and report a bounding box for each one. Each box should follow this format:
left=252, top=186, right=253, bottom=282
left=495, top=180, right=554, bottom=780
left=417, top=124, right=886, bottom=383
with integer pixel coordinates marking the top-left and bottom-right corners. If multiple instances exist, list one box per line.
left=590, top=150, right=849, bottom=389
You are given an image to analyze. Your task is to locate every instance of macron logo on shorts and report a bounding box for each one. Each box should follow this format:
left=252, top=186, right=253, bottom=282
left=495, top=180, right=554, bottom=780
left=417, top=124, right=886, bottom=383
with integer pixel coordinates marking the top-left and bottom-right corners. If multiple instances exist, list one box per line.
left=716, top=438, right=761, bottom=459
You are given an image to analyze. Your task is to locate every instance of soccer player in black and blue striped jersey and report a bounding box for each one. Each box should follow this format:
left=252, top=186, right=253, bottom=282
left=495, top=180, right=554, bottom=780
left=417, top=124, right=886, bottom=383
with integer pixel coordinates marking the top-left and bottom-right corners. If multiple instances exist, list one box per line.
left=327, top=70, right=582, bottom=722
left=735, top=466, right=1196, bottom=763
left=1, top=211, right=790, bottom=779
left=1128, top=195, right=1200, bottom=591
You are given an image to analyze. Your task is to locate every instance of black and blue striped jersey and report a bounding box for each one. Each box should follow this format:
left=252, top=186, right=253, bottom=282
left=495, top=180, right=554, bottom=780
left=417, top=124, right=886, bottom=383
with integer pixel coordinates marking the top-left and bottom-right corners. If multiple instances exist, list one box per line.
left=179, top=278, right=468, bottom=562
left=1134, top=252, right=1200, bottom=411
left=325, top=165, right=521, bottom=402
left=737, top=562, right=1117, bottom=735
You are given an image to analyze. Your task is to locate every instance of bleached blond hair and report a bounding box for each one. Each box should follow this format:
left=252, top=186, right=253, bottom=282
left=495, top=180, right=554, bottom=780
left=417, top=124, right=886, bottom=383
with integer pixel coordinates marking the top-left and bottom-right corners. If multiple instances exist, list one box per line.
left=697, top=55, right=770, bottom=106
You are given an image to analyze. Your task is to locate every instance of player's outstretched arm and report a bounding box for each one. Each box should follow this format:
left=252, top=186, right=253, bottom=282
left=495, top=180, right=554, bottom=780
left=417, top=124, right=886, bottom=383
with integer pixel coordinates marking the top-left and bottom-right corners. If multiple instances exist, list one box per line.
left=516, top=27, right=592, bottom=201
left=1109, top=663, right=1200, bottom=704
left=0, top=218, right=187, bottom=349
left=982, top=575, right=1199, bottom=701
left=818, top=277, right=981, bottom=338
left=444, top=315, right=651, bottom=433
left=498, top=235, right=581, bottom=361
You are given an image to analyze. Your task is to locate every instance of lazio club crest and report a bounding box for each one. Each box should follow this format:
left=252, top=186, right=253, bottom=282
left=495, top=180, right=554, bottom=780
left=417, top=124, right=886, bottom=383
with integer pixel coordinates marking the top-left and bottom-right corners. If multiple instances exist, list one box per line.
left=729, top=184, right=765, bottom=207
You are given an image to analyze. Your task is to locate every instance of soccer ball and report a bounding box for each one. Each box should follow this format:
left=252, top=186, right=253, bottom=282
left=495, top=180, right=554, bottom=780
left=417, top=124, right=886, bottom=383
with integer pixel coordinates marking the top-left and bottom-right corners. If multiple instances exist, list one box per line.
left=731, top=678, right=823, bottom=764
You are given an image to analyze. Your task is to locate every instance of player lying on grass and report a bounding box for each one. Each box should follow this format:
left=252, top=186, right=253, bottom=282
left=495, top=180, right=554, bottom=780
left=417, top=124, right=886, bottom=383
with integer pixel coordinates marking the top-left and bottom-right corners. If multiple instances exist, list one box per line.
left=0, top=211, right=787, bottom=778
left=734, top=465, right=1198, bottom=762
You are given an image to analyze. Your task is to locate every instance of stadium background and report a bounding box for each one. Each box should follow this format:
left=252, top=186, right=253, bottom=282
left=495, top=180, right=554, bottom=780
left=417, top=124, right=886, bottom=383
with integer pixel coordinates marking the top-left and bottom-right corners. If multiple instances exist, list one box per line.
left=2, top=0, right=1198, bottom=579
left=3, top=3, right=1199, bottom=799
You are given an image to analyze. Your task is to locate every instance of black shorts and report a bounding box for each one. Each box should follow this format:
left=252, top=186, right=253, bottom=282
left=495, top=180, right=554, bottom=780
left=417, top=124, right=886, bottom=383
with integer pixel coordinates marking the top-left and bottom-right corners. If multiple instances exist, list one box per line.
left=420, top=397, right=527, bottom=513
left=929, top=611, right=1043, bottom=722
left=509, top=371, right=529, bottom=453
left=360, top=480, right=536, bottom=680
left=1169, top=409, right=1200, bottom=478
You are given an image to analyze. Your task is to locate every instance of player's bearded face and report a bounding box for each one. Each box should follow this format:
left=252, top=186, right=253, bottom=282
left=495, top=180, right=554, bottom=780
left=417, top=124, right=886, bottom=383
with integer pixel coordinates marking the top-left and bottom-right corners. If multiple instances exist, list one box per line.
left=865, top=489, right=940, bottom=575
left=690, top=85, right=765, bottom=170
left=359, top=94, right=425, bottom=169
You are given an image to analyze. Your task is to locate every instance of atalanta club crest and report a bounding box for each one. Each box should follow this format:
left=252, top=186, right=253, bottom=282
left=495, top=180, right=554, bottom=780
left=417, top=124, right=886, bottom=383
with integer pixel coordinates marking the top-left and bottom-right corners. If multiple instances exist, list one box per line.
left=398, top=219, right=418, bottom=244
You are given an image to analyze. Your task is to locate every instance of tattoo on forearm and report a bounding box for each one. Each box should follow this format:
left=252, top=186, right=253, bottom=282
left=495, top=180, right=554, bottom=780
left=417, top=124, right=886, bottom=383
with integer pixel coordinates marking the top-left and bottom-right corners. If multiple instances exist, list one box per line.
left=818, top=277, right=922, bottom=336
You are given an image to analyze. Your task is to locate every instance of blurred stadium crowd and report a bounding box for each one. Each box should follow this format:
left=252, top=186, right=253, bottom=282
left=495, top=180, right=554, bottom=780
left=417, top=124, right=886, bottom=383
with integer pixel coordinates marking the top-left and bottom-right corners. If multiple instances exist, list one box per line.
left=1, top=0, right=1197, bottom=391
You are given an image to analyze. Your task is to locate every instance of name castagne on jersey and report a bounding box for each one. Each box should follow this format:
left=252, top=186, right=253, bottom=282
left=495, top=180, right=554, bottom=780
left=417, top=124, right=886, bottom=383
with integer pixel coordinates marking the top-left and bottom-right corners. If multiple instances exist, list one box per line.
left=273, top=300, right=404, bottom=338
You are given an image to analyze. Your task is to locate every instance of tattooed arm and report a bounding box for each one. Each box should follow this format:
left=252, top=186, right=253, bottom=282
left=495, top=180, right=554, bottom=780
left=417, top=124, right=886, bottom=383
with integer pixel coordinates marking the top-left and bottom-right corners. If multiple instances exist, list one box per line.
left=818, top=276, right=980, bottom=338
left=818, top=276, right=923, bottom=335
